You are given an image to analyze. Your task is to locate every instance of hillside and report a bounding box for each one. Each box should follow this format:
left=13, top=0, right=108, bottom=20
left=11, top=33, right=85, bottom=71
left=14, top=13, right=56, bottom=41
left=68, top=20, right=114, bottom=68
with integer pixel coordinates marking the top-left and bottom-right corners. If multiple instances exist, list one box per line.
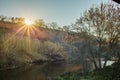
left=0, top=21, right=85, bottom=69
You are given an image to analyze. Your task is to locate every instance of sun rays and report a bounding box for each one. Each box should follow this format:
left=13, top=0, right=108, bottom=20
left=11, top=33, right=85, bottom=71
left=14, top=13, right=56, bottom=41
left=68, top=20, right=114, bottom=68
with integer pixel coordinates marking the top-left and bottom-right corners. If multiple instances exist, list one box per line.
left=25, top=19, right=34, bottom=25
left=3, top=20, right=47, bottom=54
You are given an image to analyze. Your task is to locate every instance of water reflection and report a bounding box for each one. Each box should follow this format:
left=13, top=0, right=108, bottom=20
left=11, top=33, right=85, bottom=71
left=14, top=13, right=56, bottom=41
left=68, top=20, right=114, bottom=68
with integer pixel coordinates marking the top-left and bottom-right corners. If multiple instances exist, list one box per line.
left=0, top=63, right=67, bottom=80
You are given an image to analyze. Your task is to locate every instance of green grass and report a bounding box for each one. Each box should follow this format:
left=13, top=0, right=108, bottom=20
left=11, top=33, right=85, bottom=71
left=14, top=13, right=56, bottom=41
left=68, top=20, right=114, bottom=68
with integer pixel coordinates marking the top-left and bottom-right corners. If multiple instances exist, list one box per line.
left=48, top=61, right=120, bottom=80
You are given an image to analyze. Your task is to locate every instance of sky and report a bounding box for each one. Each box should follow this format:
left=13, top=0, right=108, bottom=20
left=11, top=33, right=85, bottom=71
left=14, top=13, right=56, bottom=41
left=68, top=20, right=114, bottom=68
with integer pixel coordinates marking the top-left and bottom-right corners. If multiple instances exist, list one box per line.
left=0, top=0, right=110, bottom=26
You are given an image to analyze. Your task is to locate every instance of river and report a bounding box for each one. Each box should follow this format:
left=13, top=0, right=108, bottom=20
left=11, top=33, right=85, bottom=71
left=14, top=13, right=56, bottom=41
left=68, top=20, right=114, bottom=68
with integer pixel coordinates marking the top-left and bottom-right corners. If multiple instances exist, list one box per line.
left=0, top=62, right=81, bottom=80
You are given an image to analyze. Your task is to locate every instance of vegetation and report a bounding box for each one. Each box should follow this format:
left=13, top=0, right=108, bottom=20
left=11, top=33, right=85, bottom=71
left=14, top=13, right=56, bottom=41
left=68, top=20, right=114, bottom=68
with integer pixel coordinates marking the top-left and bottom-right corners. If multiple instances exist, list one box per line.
left=48, top=61, right=120, bottom=80
left=47, top=3, right=120, bottom=80
left=0, top=17, right=68, bottom=69
left=0, top=2, right=119, bottom=80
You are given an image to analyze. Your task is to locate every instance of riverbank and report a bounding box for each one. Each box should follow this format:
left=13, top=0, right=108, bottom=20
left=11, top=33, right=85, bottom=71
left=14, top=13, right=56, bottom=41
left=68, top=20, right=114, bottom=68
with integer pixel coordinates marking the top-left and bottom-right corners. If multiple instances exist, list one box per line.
left=0, top=59, right=66, bottom=70
left=48, top=61, right=120, bottom=80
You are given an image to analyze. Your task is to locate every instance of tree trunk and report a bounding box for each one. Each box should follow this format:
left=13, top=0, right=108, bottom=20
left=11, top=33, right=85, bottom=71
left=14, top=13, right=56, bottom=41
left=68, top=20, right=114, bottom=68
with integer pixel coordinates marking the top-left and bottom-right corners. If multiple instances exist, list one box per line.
left=103, top=49, right=111, bottom=68
left=98, top=41, right=102, bottom=68
left=93, top=58, right=98, bottom=69
left=88, top=41, right=98, bottom=69
left=98, top=55, right=102, bottom=68
left=103, top=57, right=108, bottom=68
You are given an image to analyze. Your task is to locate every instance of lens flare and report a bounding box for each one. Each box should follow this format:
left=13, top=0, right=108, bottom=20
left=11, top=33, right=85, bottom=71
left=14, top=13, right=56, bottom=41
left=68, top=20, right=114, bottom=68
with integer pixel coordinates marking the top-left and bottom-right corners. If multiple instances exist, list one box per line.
left=3, top=19, right=48, bottom=58
left=25, top=19, right=34, bottom=25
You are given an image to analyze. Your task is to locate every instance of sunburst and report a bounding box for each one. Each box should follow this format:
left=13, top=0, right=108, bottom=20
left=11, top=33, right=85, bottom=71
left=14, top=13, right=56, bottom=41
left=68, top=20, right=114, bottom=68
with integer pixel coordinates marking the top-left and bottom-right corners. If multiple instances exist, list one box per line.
left=3, top=18, right=47, bottom=57
left=25, top=19, right=34, bottom=25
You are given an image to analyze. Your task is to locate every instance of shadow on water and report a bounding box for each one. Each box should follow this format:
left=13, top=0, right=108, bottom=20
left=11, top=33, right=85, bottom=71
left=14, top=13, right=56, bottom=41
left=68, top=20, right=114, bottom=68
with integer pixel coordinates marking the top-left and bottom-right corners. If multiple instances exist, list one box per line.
left=0, top=62, right=67, bottom=80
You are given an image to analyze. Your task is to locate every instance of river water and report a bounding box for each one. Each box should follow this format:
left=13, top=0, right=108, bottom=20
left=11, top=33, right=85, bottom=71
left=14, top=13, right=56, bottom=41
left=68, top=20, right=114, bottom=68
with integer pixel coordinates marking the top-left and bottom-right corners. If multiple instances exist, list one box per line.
left=0, top=62, right=80, bottom=80
left=0, top=60, right=115, bottom=80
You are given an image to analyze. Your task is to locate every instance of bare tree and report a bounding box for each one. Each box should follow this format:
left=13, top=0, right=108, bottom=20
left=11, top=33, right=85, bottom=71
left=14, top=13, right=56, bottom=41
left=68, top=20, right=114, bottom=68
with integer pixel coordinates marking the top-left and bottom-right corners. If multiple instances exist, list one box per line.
left=73, top=3, right=119, bottom=69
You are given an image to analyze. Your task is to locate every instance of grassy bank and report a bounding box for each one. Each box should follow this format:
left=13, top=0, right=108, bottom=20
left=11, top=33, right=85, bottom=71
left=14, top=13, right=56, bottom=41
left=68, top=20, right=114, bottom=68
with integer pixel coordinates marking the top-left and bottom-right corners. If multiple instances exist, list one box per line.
left=48, top=61, right=120, bottom=80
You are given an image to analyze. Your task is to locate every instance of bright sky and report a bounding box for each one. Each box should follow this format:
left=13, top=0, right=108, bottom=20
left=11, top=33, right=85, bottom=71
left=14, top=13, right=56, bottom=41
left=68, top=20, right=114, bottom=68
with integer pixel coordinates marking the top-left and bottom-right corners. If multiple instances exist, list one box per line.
left=0, top=0, right=110, bottom=26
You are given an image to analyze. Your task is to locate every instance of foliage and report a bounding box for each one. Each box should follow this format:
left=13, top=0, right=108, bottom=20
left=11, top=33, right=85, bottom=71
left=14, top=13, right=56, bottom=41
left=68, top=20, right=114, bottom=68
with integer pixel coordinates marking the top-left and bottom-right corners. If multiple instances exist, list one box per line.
left=0, top=26, right=67, bottom=69
left=71, top=3, right=120, bottom=69
left=48, top=61, right=120, bottom=80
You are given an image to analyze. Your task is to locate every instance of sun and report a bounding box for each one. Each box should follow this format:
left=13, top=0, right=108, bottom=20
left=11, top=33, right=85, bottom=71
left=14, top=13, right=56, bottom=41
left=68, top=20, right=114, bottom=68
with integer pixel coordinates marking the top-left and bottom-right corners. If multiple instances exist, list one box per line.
left=25, top=19, right=34, bottom=25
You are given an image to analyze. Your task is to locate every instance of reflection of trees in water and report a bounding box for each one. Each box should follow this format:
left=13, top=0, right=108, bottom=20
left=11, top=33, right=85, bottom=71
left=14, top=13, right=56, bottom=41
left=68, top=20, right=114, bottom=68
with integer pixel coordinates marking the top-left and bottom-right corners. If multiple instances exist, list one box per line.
left=0, top=65, right=47, bottom=80
left=0, top=63, right=67, bottom=80
left=43, top=62, right=67, bottom=77
left=0, top=61, right=92, bottom=80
